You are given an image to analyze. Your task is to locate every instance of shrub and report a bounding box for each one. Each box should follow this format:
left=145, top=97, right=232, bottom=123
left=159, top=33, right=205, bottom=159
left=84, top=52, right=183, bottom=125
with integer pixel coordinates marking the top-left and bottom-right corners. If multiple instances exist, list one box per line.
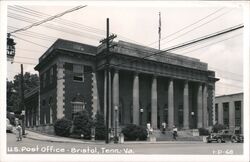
left=94, top=111, right=106, bottom=140
left=72, top=110, right=93, bottom=139
left=198, top=128, right=210, bottom=136
left=121, top=124, right=147, bottom=141
left=212, top=123, right=227, bottom=133
left=54, top=118, right=72, bottom=137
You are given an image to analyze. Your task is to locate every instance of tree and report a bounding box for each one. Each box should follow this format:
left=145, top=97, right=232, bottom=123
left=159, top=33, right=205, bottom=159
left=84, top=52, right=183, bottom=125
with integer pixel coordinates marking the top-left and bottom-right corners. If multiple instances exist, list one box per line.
left=7, top=72, right=39, bottom=113
left=94, top=111, right=106, bottom=140
left=72, top=110, right=93, bottom=139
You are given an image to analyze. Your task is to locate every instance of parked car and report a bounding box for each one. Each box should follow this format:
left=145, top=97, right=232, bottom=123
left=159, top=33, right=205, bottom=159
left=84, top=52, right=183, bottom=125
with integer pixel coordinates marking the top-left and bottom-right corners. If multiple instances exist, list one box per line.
left=207, top=128, right=244, bottom=143
left=206, top=133, right=225, bottom=143
left=231, top=134, right=244, bottom=143
left=6, top=118, right=13, bottom=133
left=231, top=127, right=244, bottom=143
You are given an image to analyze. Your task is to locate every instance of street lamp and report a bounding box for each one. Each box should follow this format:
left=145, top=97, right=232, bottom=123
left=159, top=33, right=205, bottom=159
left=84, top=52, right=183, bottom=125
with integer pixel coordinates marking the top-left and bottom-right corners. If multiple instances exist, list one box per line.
left=140, top=108, right=143, bottom=126
left=114, top=106, right=118, bottom=144
left=191, top=112, right=195, bottom=129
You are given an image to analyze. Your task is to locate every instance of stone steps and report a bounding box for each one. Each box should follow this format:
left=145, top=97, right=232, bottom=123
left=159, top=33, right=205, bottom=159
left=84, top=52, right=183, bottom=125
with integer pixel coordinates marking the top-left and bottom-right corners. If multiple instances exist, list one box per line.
left=153, top=129, right=203, bottom=141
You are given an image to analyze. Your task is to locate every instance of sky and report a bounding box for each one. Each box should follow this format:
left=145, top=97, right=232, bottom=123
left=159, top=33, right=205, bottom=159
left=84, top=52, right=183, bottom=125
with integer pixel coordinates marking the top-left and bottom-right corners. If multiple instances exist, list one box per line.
left=5, top=1, right=247, bottom=96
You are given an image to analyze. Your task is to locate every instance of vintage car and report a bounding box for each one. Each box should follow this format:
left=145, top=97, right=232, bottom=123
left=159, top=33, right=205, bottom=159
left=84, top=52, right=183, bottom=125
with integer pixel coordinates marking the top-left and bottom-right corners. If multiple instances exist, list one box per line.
left=231, top=128, right=244, bottom=143
left=206, top=133, right=226, bottom=143
left=207, top=128, right=244, bottom=143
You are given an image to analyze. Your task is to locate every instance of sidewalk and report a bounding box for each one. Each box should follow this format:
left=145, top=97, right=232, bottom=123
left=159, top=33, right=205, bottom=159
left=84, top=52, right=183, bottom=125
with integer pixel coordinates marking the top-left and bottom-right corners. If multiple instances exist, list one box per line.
left=25, top=130, right=104, bottom=144
left=25, top=130, right=204, bottom=145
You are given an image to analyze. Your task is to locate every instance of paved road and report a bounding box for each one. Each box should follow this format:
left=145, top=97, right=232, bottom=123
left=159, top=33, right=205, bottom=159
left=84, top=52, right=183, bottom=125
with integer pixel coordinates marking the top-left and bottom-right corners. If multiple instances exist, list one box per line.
left=7, top=133, right=243, bottom=155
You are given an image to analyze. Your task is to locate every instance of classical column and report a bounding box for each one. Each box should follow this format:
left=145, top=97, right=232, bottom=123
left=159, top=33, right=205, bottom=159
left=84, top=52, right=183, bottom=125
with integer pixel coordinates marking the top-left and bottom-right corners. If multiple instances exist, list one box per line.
left=151, top=76, right=157, bottom=129
left=218, top=103, right=223, bottom=125
left=104, top=70, right=107, bottom=124
left=50, top=106, right=53, bottom=124
left=183, top=81, right=189, bottom=129
left=202, top=85, right=208, bottom=128
left=168, top=79, right=174, bottom=129
left=132, top=72, right=139, bottom=125
left=197, top=83, right=203, bottom=128
left=229, top=101, right=235, bottom=130
left=112, top=69, right=119, bottom=128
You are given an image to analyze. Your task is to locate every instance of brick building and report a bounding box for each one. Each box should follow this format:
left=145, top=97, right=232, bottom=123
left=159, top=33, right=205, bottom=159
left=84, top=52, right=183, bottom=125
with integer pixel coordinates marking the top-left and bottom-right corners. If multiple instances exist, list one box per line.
left=31, top=39, right=218, bottom=132
left=215, top=93, right=243, bottom=131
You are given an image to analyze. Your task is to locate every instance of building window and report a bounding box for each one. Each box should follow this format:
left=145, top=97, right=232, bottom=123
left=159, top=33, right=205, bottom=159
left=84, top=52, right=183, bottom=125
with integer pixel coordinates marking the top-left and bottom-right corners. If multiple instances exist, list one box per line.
left=43, top=73, right=46, bottom=88
left=215, top=103, right=218, bottom=123
left=223, top=102, right=229, bottom=127
left=235, top=101, right=241, bottom=127
left=71, top=102, right=85, bottom=118
left=73, top=64, right=84, bottom=82
left=49, top=67, right=54, bottom=84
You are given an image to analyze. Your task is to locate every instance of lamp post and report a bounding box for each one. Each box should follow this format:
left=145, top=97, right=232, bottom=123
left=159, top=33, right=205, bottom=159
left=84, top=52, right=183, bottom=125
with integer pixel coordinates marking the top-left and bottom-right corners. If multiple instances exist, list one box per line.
left=114, top=106, right=118, bottom=143
left=191, top=112, right=195, bottom=129
left=140, top=108, right=143, bottom=126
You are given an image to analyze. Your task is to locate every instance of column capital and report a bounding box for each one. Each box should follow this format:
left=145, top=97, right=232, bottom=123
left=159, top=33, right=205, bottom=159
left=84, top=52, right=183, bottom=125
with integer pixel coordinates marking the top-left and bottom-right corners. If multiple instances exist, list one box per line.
left=152, top=74, right=158, bottom=79
left=133, top=71, right=140, bottom=76
left=112, top=68, right=120, bottom=73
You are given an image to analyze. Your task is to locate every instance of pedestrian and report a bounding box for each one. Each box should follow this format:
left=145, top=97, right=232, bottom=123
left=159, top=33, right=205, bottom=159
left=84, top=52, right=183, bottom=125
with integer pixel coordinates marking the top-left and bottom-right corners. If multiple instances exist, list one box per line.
left=162, top=122, right=166, bottom=134
left=173, top=125, right=178, bottom=140
left=146, top=123, right=151, bottom=137
left=16, top=122, right=22, bottom=141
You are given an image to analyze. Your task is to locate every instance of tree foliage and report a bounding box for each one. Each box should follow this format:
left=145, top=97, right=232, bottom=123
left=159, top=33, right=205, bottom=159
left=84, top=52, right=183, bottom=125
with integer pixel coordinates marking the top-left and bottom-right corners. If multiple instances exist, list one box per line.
left=122, top=124, right=147, bottom=141
left=72, top=110, right=93, bottom=139
left=94, top=111, right=106, bottom=140
left=7, top=72, right=39, bottom=113
left=54, top=118, right=72, bottom=137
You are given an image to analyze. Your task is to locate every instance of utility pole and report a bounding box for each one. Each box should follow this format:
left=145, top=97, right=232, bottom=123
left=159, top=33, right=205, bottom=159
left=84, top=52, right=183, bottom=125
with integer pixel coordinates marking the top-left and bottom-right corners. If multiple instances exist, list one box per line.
left=100, top=18, right=117, bottom=144
left=20, top=64, right=25, bottom=135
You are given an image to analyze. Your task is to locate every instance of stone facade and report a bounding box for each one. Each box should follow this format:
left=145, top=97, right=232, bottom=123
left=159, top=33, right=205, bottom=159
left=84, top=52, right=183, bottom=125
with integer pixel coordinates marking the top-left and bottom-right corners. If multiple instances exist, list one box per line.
left=30, top=38, right=218, bottom=133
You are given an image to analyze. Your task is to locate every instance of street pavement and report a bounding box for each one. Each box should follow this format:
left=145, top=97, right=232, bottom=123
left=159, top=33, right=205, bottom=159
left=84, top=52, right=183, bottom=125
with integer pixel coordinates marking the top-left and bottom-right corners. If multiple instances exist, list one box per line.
left=6, top=132, right=243, bottom=154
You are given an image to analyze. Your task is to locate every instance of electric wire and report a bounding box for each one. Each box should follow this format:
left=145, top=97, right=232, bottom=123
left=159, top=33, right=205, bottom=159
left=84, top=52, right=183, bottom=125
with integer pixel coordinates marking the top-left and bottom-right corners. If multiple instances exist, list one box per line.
left=10, top=5, right=87, bottom=34
left=12, top=35, right=49, bottom=48
left=147, top=7, right=225, bottom=47
left=182, top=33, right=242, bottom=55
left=159, top=8, right=234, bottom=48
left=9, top=5, right=141, bottom=44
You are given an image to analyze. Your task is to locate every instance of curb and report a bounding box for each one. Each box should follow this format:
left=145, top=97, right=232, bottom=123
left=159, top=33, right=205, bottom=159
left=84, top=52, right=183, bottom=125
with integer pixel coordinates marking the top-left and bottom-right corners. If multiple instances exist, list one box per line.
left=25, top=136, right=204, bottom=145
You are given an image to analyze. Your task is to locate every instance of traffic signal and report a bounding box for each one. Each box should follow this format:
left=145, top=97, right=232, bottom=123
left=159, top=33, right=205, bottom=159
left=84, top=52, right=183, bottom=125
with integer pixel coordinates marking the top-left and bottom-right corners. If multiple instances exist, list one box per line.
left=7, top=33, right=16, bottom=61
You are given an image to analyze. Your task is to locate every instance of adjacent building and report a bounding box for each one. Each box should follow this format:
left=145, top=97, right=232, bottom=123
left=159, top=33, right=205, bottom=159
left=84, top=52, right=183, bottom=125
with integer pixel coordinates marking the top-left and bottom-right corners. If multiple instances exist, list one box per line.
left=27, top=38, right=219, bottom=132
left=215, top=93, right=243, bottom=131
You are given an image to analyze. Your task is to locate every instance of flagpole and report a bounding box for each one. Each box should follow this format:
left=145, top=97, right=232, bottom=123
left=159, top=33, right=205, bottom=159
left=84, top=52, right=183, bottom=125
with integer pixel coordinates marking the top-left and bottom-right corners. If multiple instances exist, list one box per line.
left=158, top=12, right=161, bottom=50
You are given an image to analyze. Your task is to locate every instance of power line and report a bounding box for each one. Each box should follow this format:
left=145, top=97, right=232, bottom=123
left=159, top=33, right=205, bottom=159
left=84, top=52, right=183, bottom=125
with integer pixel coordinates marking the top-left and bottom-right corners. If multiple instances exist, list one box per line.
left=209, top=66, right=243, bottom=77
left=182, top=33, right=242, bottom=54
left=10, top=5, right=141, bottom=45
left=160, top=8, right=234, bottom=48
left=11, top=61, right=37, bottom=65
left=148, top=7, right=225, bottom=47
left=110, top=26, right=242, bottom=69
left=15, top=56, right=38, bottom=60
left=10, top=5, right=87, bottom=34
left=8, top=25, right=58, bottom=40
left=12, top=35, right=49, bottom=48
left=10, top=5, right=105, bottom=35
left=8, top=12, right=104, bottom=41
left=16, top=48, right=44, bottom=53
left=164, top=24, right=243, bottom=52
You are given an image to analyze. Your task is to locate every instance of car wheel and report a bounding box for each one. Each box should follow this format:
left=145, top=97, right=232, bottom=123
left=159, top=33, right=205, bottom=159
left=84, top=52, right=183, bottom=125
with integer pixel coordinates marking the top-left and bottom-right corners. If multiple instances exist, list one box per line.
left=217, top=138, right=222, bottom=143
